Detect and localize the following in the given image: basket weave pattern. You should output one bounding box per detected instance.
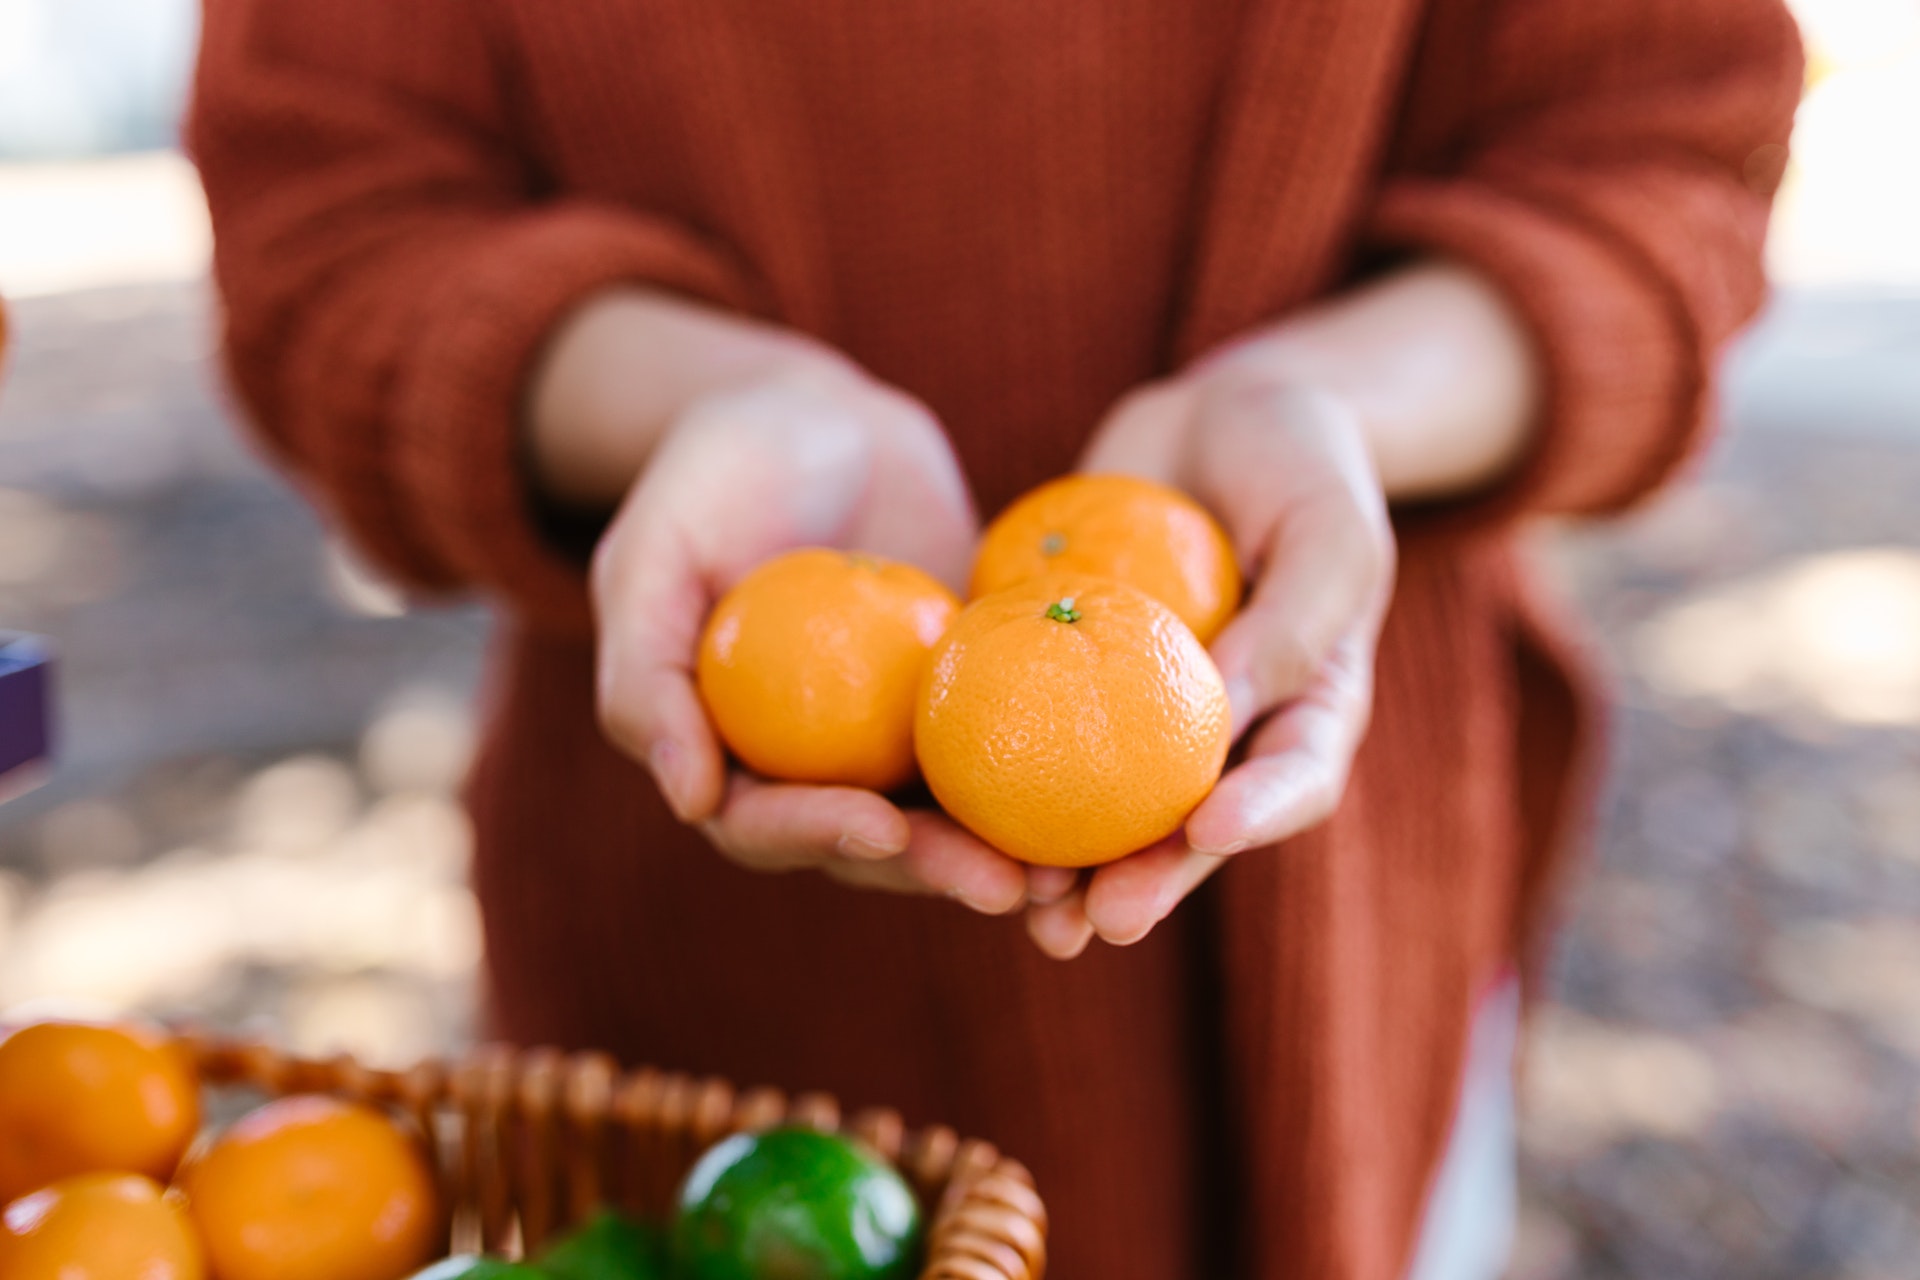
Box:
[177,1032,1047,1280]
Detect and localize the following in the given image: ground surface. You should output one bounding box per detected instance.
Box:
[1,281,1917,1279]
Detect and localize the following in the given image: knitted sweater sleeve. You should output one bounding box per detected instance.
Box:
[1366,0,1804,522]
[187,0,761,631]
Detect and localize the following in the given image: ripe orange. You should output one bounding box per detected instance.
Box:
[176,1094,439,1280]
[0,1171,204,1280]
[0,1020,201,1204]
[697,548,961,791]
[914,575,1231,867]
[970,473,1242,644]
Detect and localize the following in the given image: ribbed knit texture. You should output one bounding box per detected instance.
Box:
[189,1,1802,1275]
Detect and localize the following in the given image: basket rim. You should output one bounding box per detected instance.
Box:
[169,1027,1048,1280]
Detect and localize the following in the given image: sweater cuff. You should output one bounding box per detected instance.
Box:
[392,202,763,633]
[1364,177,1701,530]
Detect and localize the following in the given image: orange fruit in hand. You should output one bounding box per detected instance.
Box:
[698,548,961,791]
[0,1021,200,1204]
[0,1172,204,1280]
[176,1095,439,1280]
[915,575,1231,867]
[970,473,1242,644]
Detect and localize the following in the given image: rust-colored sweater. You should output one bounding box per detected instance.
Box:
[189,2,1801,1275]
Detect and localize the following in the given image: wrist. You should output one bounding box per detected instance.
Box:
[1182,262,1540,502]
[1179,354,1381,481]
[525,288,851,509]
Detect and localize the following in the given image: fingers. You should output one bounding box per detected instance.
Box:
[1185,634,1373,854]
[1081,839,1230,946]
[590,404,876,821]
[1025,887,1097,960]
[592,515,729,822]
[592,380,985,825]
[889,812,1029,914]
[698,780,1027,914]
[1069,634,1373,947]
[1025,865,1079,906]
[1191,387,1392,734]
[703,775,911,869]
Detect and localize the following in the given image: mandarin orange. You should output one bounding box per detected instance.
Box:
[697,548,961,791]
[0,1020,201,1204]
[0,1172,204,1280]
[970,473,1242,643]
[176,1094,439,1280]
[914,574,1231,867]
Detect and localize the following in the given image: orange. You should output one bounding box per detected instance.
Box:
[697,548,961,791]
[0,1171,204,1280]
[970,473,1242,644]
[0,1020,201,1204]
[914,574,1231,867]
[176,1094,439,1280]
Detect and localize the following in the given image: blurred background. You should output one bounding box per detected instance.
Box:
[0,1,1917,1276]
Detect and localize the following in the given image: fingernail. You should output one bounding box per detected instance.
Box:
[839,831,905,859]
[1044,931,1092,961]
[1030,914,1092,960]
[1225,677,1258,734]
[1187,836,1250,857]
[649,741,691,820]
[947,885,1019,915]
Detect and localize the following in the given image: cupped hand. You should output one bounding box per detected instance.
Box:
[1025,363,1396,958]
[590,362,1030,914]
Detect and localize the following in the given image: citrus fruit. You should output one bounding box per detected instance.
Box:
[404,1258,542,1279]
[0,1020,201,1203]
[671,1127,921,1280]
[915,574,1232,866]
[970,473,1242,643]
[696,548,961,791]
[176,1094,439,1280]
[0,1171,204,1280]
[538,1209,666,1280]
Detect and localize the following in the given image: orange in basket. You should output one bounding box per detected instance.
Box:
[176,1094,439,1280]
[0,1171,204,1280]
[175,1034,1048,1280]
[0,1020,200,1203]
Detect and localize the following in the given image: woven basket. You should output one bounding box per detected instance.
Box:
[175,1031,1047,1280]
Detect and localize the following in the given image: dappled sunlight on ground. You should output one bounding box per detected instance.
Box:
[1511,434,1920,1275]
[1633,549,1920,726]
[0,696,484,1070]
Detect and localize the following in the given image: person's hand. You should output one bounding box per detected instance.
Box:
[1024,363,1396,958]
[589,361,1030,914]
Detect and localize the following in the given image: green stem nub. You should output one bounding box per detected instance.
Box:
[1041,532,1067,557]
[1045,597,1082,623]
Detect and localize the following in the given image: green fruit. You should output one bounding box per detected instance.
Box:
[671,1128,922,1280]
[537,1209,666,1280]
[405,1257,544,1280]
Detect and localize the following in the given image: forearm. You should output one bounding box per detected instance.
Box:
[1195,260,1542,502]
[526,288,856,509]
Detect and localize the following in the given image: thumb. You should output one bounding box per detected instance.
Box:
[590,496,728,822]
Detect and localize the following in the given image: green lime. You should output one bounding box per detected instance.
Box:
[536,1209,666,1280]
[670,1128,922,1280]
[404,1257,544,1280]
